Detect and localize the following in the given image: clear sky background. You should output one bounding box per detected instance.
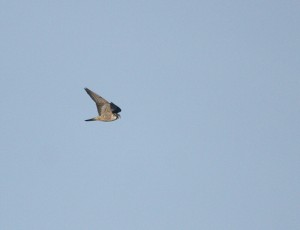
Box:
[0,1,299,229]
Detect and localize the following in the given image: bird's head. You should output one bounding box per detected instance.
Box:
[115,113,121,120]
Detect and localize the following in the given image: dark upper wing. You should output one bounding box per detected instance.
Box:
[85,88,109,115]
[110,102,121,113]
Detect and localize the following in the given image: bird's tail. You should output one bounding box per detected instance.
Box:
[85,117,97,121]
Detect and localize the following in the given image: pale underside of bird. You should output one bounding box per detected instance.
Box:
[84,88,121,122]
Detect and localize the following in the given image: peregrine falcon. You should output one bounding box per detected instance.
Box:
[84,88,121,122]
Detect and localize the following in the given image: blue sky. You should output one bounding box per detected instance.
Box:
[1,1,299,229]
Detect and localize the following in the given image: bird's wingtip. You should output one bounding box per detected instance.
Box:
[85,117,96,121]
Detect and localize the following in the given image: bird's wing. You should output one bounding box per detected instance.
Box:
[85,88,109,115]
[101,103,113,115]
[110,102,121,113]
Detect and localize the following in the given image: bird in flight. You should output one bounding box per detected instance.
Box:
[84,88,121,122]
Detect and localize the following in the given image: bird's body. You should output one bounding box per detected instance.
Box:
[84,88,121,122]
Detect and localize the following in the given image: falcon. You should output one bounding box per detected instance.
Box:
[84,88,121,122]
